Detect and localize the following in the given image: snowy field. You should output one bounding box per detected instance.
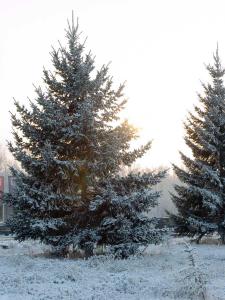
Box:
[0,236,224,300]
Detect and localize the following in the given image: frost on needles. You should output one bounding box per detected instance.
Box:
[5,15,166,257]
[170,47,225,243]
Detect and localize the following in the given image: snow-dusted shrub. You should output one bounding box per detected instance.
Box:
[176,242,207,300]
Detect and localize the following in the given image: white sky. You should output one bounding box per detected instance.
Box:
[0,0,225,168]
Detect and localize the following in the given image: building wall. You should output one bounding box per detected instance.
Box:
[149,173,178,218]
[0,171,14,223]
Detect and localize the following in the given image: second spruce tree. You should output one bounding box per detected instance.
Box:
[171,48,225,243]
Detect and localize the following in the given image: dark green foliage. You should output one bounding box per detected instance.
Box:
[6,15,166,256]
[170,48,225,243]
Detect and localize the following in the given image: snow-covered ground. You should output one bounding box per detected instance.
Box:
[0,236,224,299]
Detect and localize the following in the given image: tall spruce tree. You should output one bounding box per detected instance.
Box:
[6,15,166,256]
[171,47,225,243]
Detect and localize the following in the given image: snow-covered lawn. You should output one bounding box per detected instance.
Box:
[0,236,224,299]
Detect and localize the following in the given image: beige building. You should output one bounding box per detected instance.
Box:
[0,171,14,224]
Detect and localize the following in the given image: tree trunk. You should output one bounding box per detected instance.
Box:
[84,244,94,259]
[195,233,204,244]
[218,224,225,244]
